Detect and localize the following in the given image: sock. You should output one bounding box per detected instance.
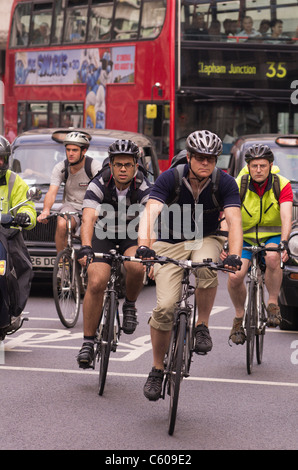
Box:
[83,336,95,344]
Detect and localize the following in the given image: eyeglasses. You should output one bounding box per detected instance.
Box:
[112,162,135,169]
[192,155,216,163]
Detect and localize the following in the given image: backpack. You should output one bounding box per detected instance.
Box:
[239,173,280,204]
[167,150,222,210]
[62,156,94,182]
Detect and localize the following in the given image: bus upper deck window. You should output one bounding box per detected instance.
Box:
[140,0,166,38]
[9,3,31,48]
[87,1,113,42]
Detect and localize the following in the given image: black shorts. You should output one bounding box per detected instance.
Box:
[91,234,137,265]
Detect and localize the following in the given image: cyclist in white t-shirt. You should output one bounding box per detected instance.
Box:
[37,132,101,252]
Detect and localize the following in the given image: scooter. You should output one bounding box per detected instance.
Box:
[0,186,42,341]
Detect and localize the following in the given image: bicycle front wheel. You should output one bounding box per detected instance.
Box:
[168,313,186,436]
[245,281,257,375]
[256,282,266,365]
[98,291,117,396]
[53,249,80,328]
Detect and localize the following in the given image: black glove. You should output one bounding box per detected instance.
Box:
[77,245,94,261]
[278,240,289,254]
[135,245,156,259]
[14,212,31,227]
[222,254,242,270]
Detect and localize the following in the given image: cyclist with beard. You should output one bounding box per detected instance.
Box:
[227,144,293,345]
[76,139,152,369]
[37,132,101,252]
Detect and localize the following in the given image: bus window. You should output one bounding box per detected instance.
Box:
[52,0,65,44]
[30,2,53,45]
[140,0,166,38]
[181,0,298,45]
[87,0,113,42]
[9,2,31,47]
[61,103,84,128]
[63,0,88,43]
[113,0,140,40]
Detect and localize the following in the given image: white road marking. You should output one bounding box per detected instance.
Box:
[0,365,297,389]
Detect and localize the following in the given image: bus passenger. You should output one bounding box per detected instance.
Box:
[265,19,291,44]
[236,16,261,42]
[137,130,243,401]
[224,145,293,345]
[76,140,152,369]
[37,132,102,253]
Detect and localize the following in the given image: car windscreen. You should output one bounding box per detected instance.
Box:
[240,144,298,183]
[11,143,108,185]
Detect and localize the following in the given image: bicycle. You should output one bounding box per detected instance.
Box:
[143,255,233,436]
[86,249,143,396]
[50,211,86,328]
[242,245,283,375]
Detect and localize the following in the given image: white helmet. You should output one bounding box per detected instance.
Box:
[63,132,90,149]
[186,130,222,157]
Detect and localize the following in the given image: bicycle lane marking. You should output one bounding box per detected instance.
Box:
[0,364,297,389]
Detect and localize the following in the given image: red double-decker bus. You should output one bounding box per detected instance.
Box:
[4,0,298,171]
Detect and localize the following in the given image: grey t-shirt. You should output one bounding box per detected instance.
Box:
[51,158,102,211]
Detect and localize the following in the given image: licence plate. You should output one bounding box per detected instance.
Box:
[31,256,56,268]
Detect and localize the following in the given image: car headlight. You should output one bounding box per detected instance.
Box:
[288,231,298,263]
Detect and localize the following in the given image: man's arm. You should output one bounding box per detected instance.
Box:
[80,207,98,247]
[280,201,292,242]
[37,185,59,223]
[138,198,164,248]
[223,206,243,257]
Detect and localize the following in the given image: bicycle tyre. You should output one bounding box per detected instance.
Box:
[168,312,186,436]
[245,281,257,375]
[53,249,80,328]
[256,282,266,364]
[98,291,117,396]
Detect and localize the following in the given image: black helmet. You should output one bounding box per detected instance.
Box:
[186,130,223,157]
[63,131,90,148]
[108,139,139,161]
[0,136,11,178]
[245,144,274,163]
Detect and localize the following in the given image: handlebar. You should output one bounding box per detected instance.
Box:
[90,251,235,274]
[243,245,284,269]
[45,211,81,220]
[0,213,30,228]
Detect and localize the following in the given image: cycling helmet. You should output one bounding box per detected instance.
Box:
[108,139,139,161]
[186,130,223,157]
[0,136,11,178]
[245,144,274,163]
[63,131,90,149]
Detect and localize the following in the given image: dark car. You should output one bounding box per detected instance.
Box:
[10,128,159,278]
[229,134,298,330]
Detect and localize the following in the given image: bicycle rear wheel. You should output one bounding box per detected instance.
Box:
[98,291,117,396]
[245,281,257,375]
[53,249,80,328]
[168,312,186,436]
[256,282,266,364]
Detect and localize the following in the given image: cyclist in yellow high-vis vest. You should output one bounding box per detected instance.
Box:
[225,144,293,344]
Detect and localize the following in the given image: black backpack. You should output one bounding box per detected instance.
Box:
[239,173,280,204]
[62,156,94,181]
[167,150,222,210]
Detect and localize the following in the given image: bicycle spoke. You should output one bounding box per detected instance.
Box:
[256,283,266,364]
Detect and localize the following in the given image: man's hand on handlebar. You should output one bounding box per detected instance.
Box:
[77,245,95,266]
[37,210,50,224]
[136,245,156,280]
[221,254,242,271]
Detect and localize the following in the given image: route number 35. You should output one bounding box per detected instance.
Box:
[266,61,287,78]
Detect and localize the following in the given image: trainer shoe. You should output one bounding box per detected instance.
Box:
[122,302,138,334]
[266,303,282,327]
[229,317,246,345]
[143,367,164,401]
[194,323,213,354]
[77,342,94,369]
